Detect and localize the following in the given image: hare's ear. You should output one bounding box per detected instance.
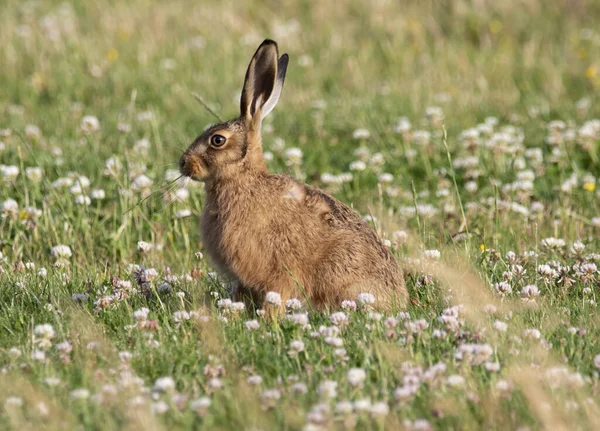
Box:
[261,53,288,118]
[240,40,288,121]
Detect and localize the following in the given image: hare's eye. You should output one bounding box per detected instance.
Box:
[210,134,227,148]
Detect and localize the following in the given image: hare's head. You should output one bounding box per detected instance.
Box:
[179,40,288,181]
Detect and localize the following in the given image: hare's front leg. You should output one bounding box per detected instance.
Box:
[233,282,263,312]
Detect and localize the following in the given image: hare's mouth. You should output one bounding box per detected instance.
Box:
[179,155,207,182]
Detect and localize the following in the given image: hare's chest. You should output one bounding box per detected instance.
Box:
[200,210,231,276]
[201,202,267,278]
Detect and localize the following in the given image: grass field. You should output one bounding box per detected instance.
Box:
[1,0,600,429]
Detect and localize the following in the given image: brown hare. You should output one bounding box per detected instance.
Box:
[179,39,407,310]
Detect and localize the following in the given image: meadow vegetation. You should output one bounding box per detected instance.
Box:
[1,0,600,429]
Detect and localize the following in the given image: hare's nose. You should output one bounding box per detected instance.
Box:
[179,155,188,174]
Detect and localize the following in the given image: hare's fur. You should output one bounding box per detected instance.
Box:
[180,40,407,309]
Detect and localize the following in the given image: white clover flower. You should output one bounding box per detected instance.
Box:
[247,375,263,385]
[352,128,370,140]
[370,401,390,417]
[347,368,367,387]
[570,241,586,255]
[523,328,542,340]
[132,307,149,321]
[119,351,133,362]
[217,298,232,309]
[349,160,366,171]
[151,401,169,414]
[56,341,73,354]
[330,312,348,326]
[37,268,47,278]
[289,340,305,352]
[144,267,159,279]
[432,329,447,339]
[287,313,309,327]
[494,281,512,296]
[261,388,281,405]
[335,400,354,415]
[81,116,100,134]
[392,230,408,246]
[173,311,190,323]
[354,398,371,412]
[265,291,282,307]
[341,300,357,311]
[318,380,338,398]
[91,189,105,200]
[356,292,376,306]
[4,397,23,408]
[190,397,211,415]
[208,378,223,390]
[25,167,43,182]
[422,249,441,260]
[136,111,154,122]
[43,377,60,387]
[353,146,370,161]
[104,156,121,177]
[368,312,383,321]
[118,123,132,133]
[446,375,465,387]
[521,285,540,299]
[8,347,22,358]
[75,195,91,206]
[137,241,152,253]
[284,148,303,166]
[70,183,84,195]
[25,124,41,140]
[32,349,46,361]
[34,324,55,340]
[175,209,192,219]
[229,302,245,313]
[133,138,151,156]
[1,198,18,217]
[51,177,74,189]
[291,382,308,394]
[485,361,501,372]
[541,237,566,249]
[245,320,260,331]
[594,354,600,370]
[369,152,385,169]
[165,169,181,182]
[153,376,176,392]
[1,165,19,182]
[324,336,344,347]
[174,188,189,202]
[378,173,394,184]
[464,181,478,193]
[71,389,90,400]
[395,117,411,133]
[493,320,508,332]
[50,245,72,260]
[412,130,431,146]
[131,175,153,193]
[285,298,303,311]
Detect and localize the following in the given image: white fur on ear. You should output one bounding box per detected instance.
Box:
[261,54,289,119]
[240,40,280,120]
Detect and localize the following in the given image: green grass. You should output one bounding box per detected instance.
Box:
[1,0,600,429]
